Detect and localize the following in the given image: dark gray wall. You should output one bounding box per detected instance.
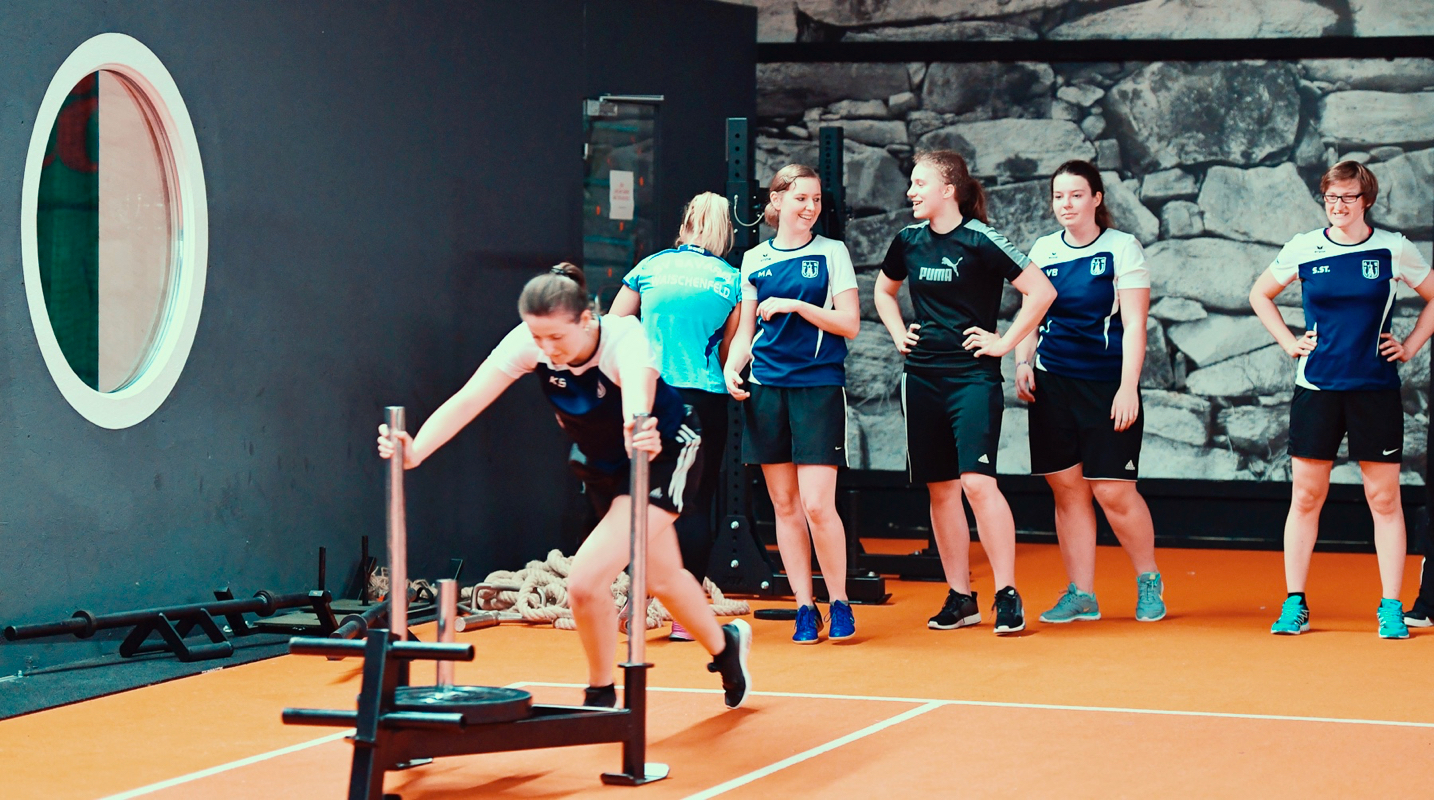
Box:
[0,0,754,672]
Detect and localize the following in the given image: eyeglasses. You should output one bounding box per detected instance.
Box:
[1318,193,1364,205]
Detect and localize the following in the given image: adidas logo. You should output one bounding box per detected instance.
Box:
[977,454,989,464]
[1125,460,1135,471]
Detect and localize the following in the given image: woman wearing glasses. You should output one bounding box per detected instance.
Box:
[1249,161,1434,639]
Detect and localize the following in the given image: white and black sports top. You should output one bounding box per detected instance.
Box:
[1269,228,1430,392]
[1028,228,1149,383]
[489,314,689,470]
[881,217,1031,377]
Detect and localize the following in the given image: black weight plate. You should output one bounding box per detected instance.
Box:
[754,608,798,621]
[394,685,533,724]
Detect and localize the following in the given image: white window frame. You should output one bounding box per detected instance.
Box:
[20,33,208,429]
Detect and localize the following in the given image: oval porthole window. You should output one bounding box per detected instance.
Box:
[21,33,207,429]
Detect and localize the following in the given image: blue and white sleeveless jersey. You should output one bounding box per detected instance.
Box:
[1029,228,1149,383]
[1270,228,1431,392]
[740,235,858,387]
[489,315,690,470]
[622,244,740,394]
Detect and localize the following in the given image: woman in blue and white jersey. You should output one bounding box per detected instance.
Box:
[1013,160,1164,626]
[723,163,861,644]
[1250,160,1434,639]
[378,263,752,710]
[611,192,742,641]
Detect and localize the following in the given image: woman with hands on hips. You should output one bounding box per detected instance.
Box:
[1013,159,1164,627]
[378,263,753,710]
[1250,160,1434,639]
[722,163,861,645]
[872,149,1056,636]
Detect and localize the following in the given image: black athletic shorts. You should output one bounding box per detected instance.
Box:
[1289,386,1404,463]
[901,371,1002,483]
[741,384,848,466]
[568,408,704,516]
[1027,369,1143,481]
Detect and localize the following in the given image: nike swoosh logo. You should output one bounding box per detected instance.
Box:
[1383,448,1400,455]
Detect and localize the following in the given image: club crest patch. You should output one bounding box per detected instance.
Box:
[1362,259,1380,280]
[801,260,820,279]
[1090,256,1108,276]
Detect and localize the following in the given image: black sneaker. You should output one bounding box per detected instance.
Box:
[583,683,617,708]
[706,619,752,709]
[1406,598,1433,628]
[993,587,1025,635]
[928,589,981,630]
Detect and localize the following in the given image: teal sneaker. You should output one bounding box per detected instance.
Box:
[1135,572,1166,622]
[1038,584,1100,623]
[1270,595,1309,634]
[1377,598,1410,640]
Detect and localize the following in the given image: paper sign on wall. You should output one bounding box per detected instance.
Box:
[609,170,635,221]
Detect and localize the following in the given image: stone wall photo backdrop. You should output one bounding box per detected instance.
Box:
[720,1,1434,43]
[752,57,1434,485]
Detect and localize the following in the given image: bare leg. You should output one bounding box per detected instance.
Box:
[1090,480,1158,577]
[928,479,971,593]
[762,463,814,607]
[1359,461,1406,599]
[797,464,847,602]
[1284,457,1332,593]
[1045,466,1097,593]
[568,497,728,687]
[962,472,1016,590]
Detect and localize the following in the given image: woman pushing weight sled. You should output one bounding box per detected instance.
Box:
[377,262,752,709]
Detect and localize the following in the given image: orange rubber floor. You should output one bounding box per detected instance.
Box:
[3,542,1432,799]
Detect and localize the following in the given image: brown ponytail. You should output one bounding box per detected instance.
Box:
[518,262,589,320]
[1051,159,1112,229]
[764,163,820,228]
[913,150,988,224]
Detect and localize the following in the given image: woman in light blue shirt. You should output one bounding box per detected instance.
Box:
[611,192,741,640]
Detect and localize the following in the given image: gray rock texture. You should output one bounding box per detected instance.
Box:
[1160,201,1205,239]
[1219,405,1290,458]
[1101,171,1160,245]
[845,321,904,404]
[1142,318,1175,390]
[917,119,1095,181]
[1143,390,1212,447]
[846,405,906,472]
[1150,297,1207,323]
[827,99,889,119]
[842,141,911,212]
[1141,169,1200,204]
[922,62,1055,118]
[1369,148,1434,238]
[855,269,915,323]
[1146,238,1291,312]
[1185,344,1295,397]
[887,92,918,116]
[1104,62,1301,172]
[1350,1,1434,38]
[1141,436,1240,480]
[795,0,1063,26]
[839,120,910,148]
[1057,84,1105,107]
[986,179,1054,254]
[846,209,916,268]
[1318,92,1434,149]
[1197,164,1329,246]
[997,408,1030,476]
[758,63,910,117]
[1167,314,1279,368]
[845,21,1038,42]
[1048,0,1337,40]
[1302,59,1434,93]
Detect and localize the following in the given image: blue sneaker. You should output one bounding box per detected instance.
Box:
[793,604,823,644]
[1135,572,1167,622]
[1039,584,1100,623]
[829,600,855,640]
[1270,595,1309,635]
[1378,598,1410,640]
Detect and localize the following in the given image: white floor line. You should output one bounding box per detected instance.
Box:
[682,702,943,800]
[99,730,353,799]
[516,681,1434,729]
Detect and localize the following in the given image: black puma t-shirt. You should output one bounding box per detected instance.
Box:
[881,217,1031,376]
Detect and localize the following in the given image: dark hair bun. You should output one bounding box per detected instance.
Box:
[548,261,587,292]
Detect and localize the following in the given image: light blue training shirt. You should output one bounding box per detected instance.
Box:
[622,243,741,394]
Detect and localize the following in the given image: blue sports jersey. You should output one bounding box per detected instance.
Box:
[622,244,740,394]
[489,315,690,471]
[1029,228,1149,383]
[1270,228,1431,392]
[740,235,858,387]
